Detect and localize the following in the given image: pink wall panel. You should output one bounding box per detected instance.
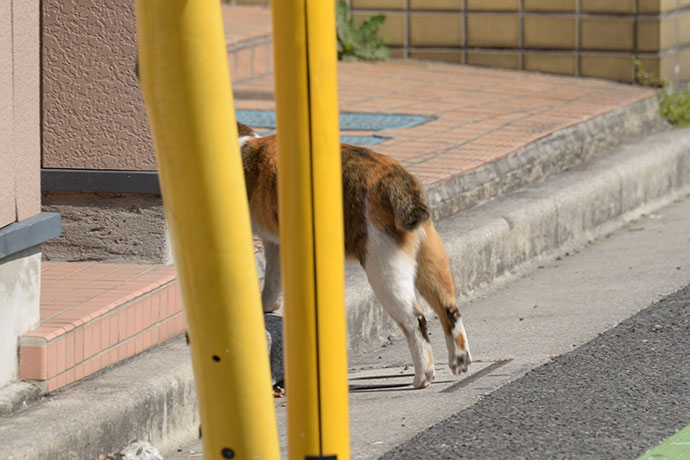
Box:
[1,0,41,228]
[13,0,41,221]
[0,0,16,228]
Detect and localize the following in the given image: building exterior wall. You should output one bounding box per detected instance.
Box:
[351,0,690,84]
[1,0,41,227]
[0,0,43,388]
[13,0,42,221]
[41,0,155,170]
[0,0,15,228]
[38,3,274,265]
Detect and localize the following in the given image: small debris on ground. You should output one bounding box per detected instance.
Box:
[106,441,162,460]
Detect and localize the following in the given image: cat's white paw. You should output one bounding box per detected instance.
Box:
[449,349,471,375]
[413,365,436,389]
[262,299,282,313]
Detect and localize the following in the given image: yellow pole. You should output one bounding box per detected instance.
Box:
[272,0,351,459]
[134,2,280,460]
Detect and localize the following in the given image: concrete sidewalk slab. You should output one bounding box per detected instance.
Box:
[3,127,690,460]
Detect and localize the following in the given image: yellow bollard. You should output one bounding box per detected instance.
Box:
[134,2,280,459]
[272,0,351,459]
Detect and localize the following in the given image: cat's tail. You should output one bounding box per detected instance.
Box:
[380,167,431,231]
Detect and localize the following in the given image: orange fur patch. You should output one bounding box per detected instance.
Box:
[366,194,394,230]
[245,137,279,237]
[399,229,421,259]
[455,333,466,350]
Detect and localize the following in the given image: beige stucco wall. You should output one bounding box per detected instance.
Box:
[0,0,14,228]
[41,0,155,170]
[0,0,42,389]
[0,0,41,229]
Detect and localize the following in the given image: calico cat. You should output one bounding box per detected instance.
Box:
[238,122,471,389]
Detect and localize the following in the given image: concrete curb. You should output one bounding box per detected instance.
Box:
[2,127,689,459]
[0,381,41,416]
[0,339,197,460]
[427,96,667,220]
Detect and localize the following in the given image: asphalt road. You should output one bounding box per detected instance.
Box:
[380,284,690,460]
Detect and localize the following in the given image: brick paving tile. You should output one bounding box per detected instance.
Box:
[231,58,654,184]
[21,262,187,391]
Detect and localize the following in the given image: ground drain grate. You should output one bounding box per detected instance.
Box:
[237,110,432,131]
[236,109,433,147]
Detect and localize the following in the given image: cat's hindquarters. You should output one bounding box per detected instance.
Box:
[363,215,435,389]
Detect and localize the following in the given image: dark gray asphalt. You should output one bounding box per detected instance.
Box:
[380,284,690,460]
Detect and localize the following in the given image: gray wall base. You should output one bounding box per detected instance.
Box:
[41,192,172,265]
[0,246,41,388]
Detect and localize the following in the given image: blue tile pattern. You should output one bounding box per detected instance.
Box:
[236,110,431,132]
[339,112,431,131]
[256,131,386,146]
[237,109,430,146]
[237,110,277,128]
[339,135,386,146]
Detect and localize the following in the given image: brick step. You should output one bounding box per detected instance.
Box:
[222,5,274,84]
[19,262,185,392]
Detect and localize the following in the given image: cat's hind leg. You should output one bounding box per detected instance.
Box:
[364,223,435,389]
[415,220,471,375]
[261,239,282,313]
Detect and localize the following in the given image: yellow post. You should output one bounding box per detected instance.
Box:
[272,0,351,459]
[134,2,280,460]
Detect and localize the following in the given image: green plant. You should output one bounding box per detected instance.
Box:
[336,1,389,61]
[633,58,668,88]
[659,87,690,126]
[634,58,690,127]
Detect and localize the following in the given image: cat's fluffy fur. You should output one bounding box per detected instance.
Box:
[238,122,471,388]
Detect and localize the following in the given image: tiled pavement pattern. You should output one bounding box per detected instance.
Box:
[233,60,655,185]
[19,263,184,392]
